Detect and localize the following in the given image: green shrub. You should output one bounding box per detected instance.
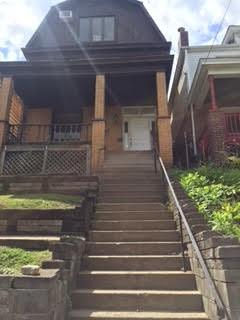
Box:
[173,166,240,239]
[211,203,240,238]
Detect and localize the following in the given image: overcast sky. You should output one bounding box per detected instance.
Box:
[0,0,238,62]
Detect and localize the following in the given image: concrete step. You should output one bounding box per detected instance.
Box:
[99,197,164,204]
[91,220,176,231]
[101,178,162,184]
[96,203,167,212]
[70,310,209,320]
[77,271,196,290]
[101,167,156,172]
[82,255,188,271]
[100,185,164,192]
[86,242,181,255]
[89,230,179,242]
[99,191,163,198]
[100,173,159,179]
[95,211,173,221]
[71,289,203,312]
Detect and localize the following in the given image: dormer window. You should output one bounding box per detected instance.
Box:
[79,17,115,42]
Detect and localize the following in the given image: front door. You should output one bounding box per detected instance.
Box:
[128,118,152,151]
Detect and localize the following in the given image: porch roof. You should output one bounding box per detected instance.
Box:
[188,57,240,108]
[0,49,173,86]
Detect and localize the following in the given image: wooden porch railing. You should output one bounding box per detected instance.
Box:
[8,123,92,145]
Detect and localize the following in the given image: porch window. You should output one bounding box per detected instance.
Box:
[79,17,115,42]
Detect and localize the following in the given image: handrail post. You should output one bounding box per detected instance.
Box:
[154,149,157,174]
[178,214,187,272]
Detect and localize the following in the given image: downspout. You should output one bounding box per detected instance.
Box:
[190,104,197,156]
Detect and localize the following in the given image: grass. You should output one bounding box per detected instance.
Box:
[172,166,240,239]
[0,247,51,275]
[0,193,82,210]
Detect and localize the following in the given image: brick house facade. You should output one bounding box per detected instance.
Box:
[169,26,240,165]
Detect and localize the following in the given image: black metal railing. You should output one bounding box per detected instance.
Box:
[8,123,92,145]
[153,147,230,320]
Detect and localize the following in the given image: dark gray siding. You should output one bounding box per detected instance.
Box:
[27,0,165,49]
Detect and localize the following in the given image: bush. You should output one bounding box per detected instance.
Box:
[173,166,240,239]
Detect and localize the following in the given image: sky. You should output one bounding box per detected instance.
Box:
[0,0,239,62]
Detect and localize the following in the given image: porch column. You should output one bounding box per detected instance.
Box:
[207,75,225,160]
[0,77,13,149]
[156,72,173,167]
[92,74,106,173]
[208,75,218,111]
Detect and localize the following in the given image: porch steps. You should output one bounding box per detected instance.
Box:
[70,311,209,320]
[91,220,176,230]
[69,152,208,320]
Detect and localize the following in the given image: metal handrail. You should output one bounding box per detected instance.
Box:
[154,150,230,320]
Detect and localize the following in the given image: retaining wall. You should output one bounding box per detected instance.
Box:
[0,236,85,320]
[169,179,240,320]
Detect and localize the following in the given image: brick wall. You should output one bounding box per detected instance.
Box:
[156,72,173,167]
[92,75,105,172]
[105,106,123,152]
[9,92,24,125]
[0,78,13,148]
[208,110,225,160]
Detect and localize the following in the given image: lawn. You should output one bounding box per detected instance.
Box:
[172,166,240,239]
[0,247,51,275]
[0,194,82,210]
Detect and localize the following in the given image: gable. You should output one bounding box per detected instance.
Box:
[25,0,167,51]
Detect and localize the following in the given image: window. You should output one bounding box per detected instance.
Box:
[92,17,102,41]
[104,17,115,41]
[79,17,115,42]
[80,18,90,42]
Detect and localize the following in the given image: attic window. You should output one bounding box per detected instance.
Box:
[59,10,73,20]
[79,17,115,42]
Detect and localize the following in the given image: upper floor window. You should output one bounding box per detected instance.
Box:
[79,17,115,42]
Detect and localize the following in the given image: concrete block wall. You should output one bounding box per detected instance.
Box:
[169,179,240,320]
[0,236,86,320]
[0,175,99,195]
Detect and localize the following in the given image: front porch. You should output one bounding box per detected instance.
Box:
[0,71,173,176]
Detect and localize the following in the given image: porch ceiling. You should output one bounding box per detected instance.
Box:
[207,78,240,107]
[14,74,157,109]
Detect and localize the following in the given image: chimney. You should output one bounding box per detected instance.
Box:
[178,27,189,49]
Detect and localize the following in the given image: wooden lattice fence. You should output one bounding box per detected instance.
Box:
[0,145,91,176]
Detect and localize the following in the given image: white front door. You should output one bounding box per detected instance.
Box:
[128,118,152,151]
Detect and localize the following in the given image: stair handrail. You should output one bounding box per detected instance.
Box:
[155,151,230,320]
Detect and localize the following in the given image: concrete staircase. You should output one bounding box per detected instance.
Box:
[69,152,208,320]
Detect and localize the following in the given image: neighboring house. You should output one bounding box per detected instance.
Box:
[169,26,240,165]
[0,0,173,176]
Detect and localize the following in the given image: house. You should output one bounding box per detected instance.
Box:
[0,0,173,176]
[169,26,240,165]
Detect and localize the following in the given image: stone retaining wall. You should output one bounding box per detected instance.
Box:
[0,175,99,195]
[0,191,97,236]
[169,179,240,320]
[0,236,85,320]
